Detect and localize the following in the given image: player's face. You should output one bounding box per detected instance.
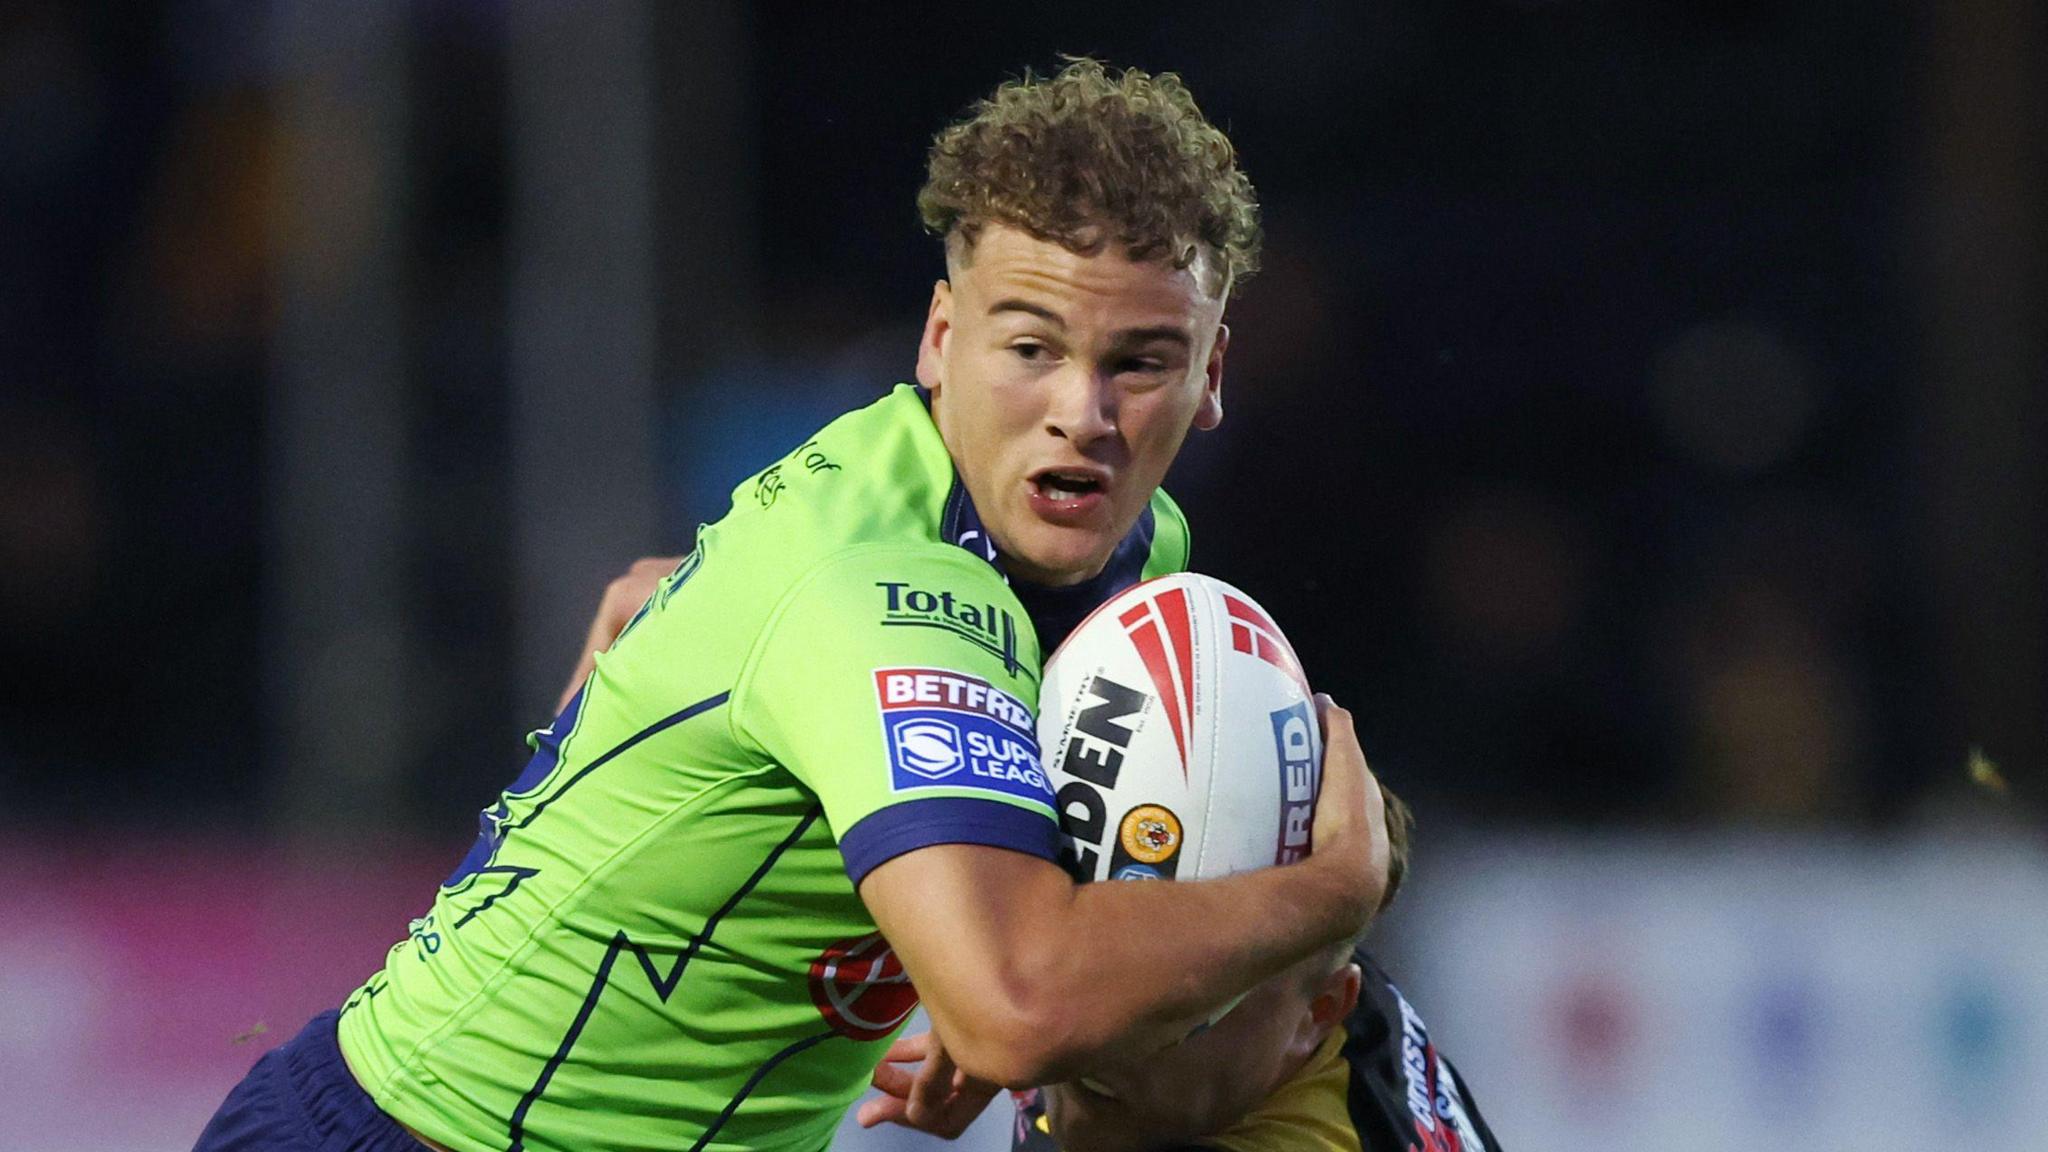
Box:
[1041,960,1361,1152]
[917,224,1227,587]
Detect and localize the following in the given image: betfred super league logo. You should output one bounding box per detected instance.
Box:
[874,668,1050,806]
[809,933,919,1041]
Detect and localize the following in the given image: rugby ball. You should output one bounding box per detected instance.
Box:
[1037,573,1321,886]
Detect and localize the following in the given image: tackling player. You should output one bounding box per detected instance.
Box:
[1002,943,1499,1152]
[874,791,1498,1152]
[195,60,1392,1152]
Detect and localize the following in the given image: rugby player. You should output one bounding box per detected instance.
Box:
[1002,944,1499,1152]
[195,60,1392,1152]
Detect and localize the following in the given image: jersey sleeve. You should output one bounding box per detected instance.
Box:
[733,543,1058,887]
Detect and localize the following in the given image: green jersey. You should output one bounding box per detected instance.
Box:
[336,384,1191,1152]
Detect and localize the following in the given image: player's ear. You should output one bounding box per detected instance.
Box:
[1193,323,1226,431]
[915,280,953,393]
[1309,961,1362,1033]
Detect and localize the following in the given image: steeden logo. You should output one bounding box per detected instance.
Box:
[1270,701,1317,865]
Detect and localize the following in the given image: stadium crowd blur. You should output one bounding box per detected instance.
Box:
[2,4,2044,1148]
[8,1,2037,838]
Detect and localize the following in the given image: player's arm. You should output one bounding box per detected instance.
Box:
[739,545,1387,1089]
[572,554,1383,1093]
[858,695,1384,1088]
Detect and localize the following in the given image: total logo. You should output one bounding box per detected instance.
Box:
[810,932,920,1041]
[877,580,1022,676]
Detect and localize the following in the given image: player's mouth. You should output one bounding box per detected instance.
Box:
[1025,466,1112,526]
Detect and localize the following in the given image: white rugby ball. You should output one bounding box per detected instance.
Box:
[1038,573,1322,886]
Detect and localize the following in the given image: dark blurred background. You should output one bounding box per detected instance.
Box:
[1,2,2042,1148]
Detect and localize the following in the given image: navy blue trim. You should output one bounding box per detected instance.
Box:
[688,1030,838,1152]
[443,691,733,927]
[839,796,1060,887]
[443,686,591,887]
[1009,505,1155,654]
[450,864,540,929]
[513,690,731,832]
[508,805,822,1152]
[533,685,588,781]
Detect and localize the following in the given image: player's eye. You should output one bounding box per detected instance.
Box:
[1012,341,1051,362]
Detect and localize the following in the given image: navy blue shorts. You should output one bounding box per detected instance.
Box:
[192,1010,428,1152]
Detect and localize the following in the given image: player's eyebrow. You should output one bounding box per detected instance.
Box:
[989,300,1191,350]
[988,298,1065,326]
[1109,326,1192,351]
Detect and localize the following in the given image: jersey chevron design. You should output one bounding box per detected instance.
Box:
[335,385,1193,1152]
[508,807,823,1152]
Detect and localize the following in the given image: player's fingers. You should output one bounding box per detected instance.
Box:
[558,557,683,713]
[1309,693,1388,916]
[1315,692,1362,752]
[869,1059,916,1099]
[609,557,681,618]
[1312,694,1366,829]
[854,1095,909,1129]
[937,1078,1001,1137]
[556,655,597,714]
[880,1030,934,1064]
[625,555,679,581]
[904,1064,950,1120]
[903,1037,956,1128]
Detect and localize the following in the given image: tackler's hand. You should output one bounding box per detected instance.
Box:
[856,1028,1001,1139]
[558,556,685,713]
[1307,694,1391,936]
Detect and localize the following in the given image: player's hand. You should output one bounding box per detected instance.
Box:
[557,556,684,712]
[1309,693,1391,934]
[855,1028,1001,1139]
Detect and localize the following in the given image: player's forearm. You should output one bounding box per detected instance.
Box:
[874,701,1387,1087]
[914,849,1369,1088]
[1031,850,1368,1075]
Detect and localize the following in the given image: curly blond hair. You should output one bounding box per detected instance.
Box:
[918,58,1261,297]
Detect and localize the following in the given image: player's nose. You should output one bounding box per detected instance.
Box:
[1043,366,1118,446]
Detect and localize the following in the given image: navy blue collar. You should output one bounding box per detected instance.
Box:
[923,389,1155,657]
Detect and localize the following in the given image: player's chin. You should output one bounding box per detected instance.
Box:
[1007,524,1119,587]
